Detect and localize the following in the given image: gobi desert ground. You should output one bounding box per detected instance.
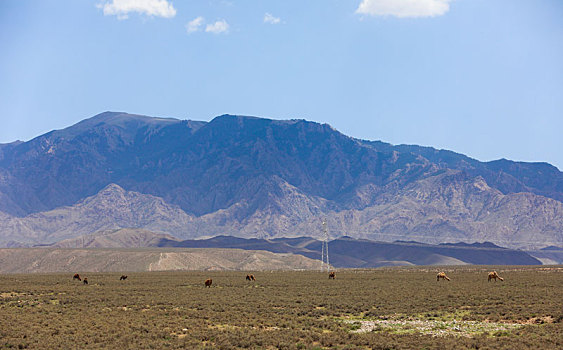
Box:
[1,266,562,349]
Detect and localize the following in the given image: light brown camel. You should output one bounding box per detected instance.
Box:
[436,272,450,281]
[328,272,336,279]
[204,279,212,288]
[488,271,504,282]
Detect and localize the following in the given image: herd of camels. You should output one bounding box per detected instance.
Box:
[437,271,504,282]
[71,271,505,286]
[73,273,127,284]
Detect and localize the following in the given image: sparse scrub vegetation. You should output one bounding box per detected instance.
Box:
[0,266,561,349]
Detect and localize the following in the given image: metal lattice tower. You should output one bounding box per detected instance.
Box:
[320,220,330,272]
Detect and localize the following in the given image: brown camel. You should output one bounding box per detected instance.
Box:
[204,279,212,288]
[120,275,128,281]
[328,272,336,279]
[73,273,81,281]
[83,278,88,285]
[436,272,450,281]
[246,274,256,281]
[488,271,504,282]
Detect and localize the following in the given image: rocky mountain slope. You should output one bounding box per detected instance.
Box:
[47,228,178,248]
[1,112,562,249]
[0,184,194,247]
[2,180,561,249]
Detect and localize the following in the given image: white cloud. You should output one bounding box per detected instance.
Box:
[99,0,176,20]
[205,20,229,34]
[264,13,281,24]
[356,0,451,18]
[186,16,204,34]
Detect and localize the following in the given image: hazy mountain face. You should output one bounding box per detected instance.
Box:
[0,112,562,249]
[0,184,195,246]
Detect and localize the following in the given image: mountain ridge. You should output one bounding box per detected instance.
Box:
[1,112,562,249]
[19,228,543,268]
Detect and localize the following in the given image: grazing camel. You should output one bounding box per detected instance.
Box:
[83,278,88,285]
[488,271,504,282]
[120,275,128,281]
[328,272,336,279]
[204,279,212,288]
[73,273,81,281]
[436,272,450,281]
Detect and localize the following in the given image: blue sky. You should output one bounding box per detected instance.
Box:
[1,0,562,169]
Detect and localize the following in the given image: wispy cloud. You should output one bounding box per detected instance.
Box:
[356,0,451,18]
[185,18,230,35]
[263,13,281,24]
[186,16,204,34]
[98,0,176,20]
[205,20,229,34]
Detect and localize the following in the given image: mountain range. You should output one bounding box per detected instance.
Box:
[36,228,542,267]
[1,111,562,249]
[156,234,542,267]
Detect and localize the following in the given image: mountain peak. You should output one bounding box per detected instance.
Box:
[99,183,126,194]
[49,112,184,140]
[85,111,180,124]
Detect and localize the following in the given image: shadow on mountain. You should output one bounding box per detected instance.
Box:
[158,235,541,267]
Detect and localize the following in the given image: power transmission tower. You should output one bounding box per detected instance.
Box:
[320,220,330,272]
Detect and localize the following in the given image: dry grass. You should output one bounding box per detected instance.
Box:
[0,266,562,349]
